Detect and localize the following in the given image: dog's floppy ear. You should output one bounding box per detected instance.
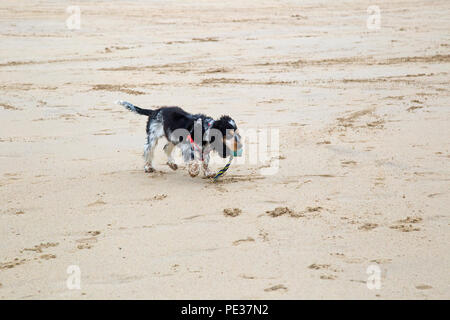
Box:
[203,118,214,142]
[212,115,232,135]
[209,115,234,158]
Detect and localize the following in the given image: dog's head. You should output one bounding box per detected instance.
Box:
[209,115,242,158]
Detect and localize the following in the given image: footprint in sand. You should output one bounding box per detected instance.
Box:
[374,177,385,186]
[4,173,19,177]
[1,242,59,269]
[358,223,378,231]
[77,243,92,250]
[330,252,366,264]
[390,216,422,232]
[264,284,288,292]
[59,114,77,121]
[416,284,432,290]
[341,160,357,167]
[22,242,59,253]
[87,199,106,207]
[398,217,423,224]
[93,129,116,136]
[4,208,25,215]
[427,193,441,198]
[407,106,423,112]
[266,207,296,217]
[0,258,28,270]
[320,274,337,280]
[390,224,420,232]
[258,230,269,242]
[370,258,392,264]
[232,237,255,246]
[76,231,101,249]
[0,103,21,110]
[309,263,342,276]
[308,263,330,270]
[223,208,241,217]
[76,237,97,250]
[183,214,203,220]
[266,206,322,218]
[40,254,56,260]
[4,173,21,182]
[152,194,167,201]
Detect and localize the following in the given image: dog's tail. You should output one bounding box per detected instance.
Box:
[116,100,154,116]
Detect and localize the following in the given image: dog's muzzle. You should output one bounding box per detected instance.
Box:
[226,135,243,157]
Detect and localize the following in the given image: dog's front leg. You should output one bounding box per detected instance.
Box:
[202,149,215,178]
[188,160,200,177]
[181,143,200,177]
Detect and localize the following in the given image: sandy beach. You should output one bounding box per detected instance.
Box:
[0,0,449,299]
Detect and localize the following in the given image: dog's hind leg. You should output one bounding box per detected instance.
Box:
[144,139,157,173]
[164,142,178,170]
[144,119,164,173]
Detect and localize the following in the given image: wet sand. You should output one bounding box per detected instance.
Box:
[0,0,449,299]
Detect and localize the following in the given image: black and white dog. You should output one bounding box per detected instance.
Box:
[117,100,242,177]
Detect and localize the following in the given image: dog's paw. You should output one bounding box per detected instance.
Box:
[188,162,200,177]
[202,163,215,178]
[203,169,216,178]
[167,162,178,171]
[144,165,155,173]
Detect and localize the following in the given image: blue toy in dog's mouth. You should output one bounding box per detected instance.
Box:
[233,148,243,157]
